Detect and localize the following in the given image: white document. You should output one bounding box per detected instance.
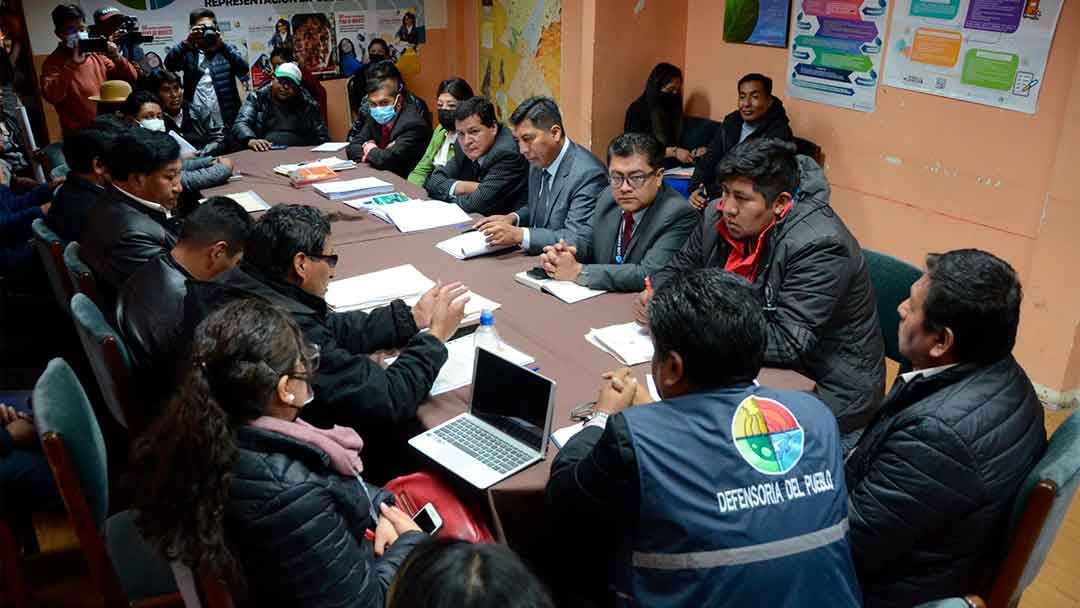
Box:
[666,166,693,178]
[169,131,198,157]
[382,200,472,233]
[514,271,606,304]
[326,264,501,324]
[314,177,395,200]
[585,322,654,366]
[429,338,533,396]
[310,142,349,152]
[199,190,269,213]
[435,231,511,260]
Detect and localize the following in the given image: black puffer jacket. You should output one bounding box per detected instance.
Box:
[655,156,885,432]
[688,98,794,194]
[228,425,425,607]
[845,357,1047,608]
[231,85,329,147]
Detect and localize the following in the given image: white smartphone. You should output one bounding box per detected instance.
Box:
[412,502,443,535]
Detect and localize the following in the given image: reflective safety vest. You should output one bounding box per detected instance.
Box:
[618,384,862,606]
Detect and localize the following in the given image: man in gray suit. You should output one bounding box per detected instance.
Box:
[474,96,607,255]
[424,96,529,215]
[539,132,697,292]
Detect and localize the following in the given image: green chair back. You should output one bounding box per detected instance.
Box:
[31,218,74,314]
[862,249,921,365]
[70,293,136,430]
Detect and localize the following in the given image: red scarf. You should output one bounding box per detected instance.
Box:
[715,200,793,281]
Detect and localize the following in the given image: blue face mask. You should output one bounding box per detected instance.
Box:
[370,96,399,125]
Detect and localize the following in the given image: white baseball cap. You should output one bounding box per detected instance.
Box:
[273,62,302,86]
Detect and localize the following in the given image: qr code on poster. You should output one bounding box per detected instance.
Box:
[935,77,947,90]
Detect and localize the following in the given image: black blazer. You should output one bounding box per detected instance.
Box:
[81,185,180,309]
[346,100,433,179]
[46,174,103,243]
[424,124,529,215]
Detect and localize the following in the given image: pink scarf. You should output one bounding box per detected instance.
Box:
[251,416,365,477]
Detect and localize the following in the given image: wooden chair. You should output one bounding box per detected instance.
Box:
[0,517,31,608]
[69,293,138,431]
[63,242,105,315]
[32,358,181,607]
[31,219,75,316]
[916,410,1080,608]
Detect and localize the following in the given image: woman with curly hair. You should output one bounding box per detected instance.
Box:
[130,298,425,606]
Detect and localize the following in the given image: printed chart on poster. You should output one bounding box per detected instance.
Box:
[74,0,427,83]
[882,0,1063,114]
[785,0,889,112]
[478,0,561,122]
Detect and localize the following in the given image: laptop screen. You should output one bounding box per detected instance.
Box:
[470,347,554,453]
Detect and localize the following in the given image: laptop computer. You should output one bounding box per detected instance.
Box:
[409,347,557,489]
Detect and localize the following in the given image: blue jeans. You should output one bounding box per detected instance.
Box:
[0,392,60,518]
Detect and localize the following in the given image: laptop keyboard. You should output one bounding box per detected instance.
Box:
[434,417,535,474]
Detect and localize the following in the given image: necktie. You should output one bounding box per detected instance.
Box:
[537,171,551,220]
[619,211,635,262]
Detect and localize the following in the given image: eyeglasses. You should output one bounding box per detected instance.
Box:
[306,252,338,268]
[289,343,321,383]
[608,170,659,189]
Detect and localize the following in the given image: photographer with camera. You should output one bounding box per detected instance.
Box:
[164,9,249,133]
[91,7,149,73]
[40,4,137,137]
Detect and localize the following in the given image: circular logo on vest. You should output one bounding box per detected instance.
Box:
[731,395,804,475]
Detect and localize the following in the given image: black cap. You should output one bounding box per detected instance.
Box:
[51,4,84,30]
[93,7,123,24]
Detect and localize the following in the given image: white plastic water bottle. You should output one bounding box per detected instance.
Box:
[474,309,502,352]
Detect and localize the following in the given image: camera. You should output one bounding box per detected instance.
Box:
[78,35,108,55]
[194,24,221,46]
[115,15,154,46]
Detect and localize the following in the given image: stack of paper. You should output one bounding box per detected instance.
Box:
[514,270,606,304]
[428,337,534,396]
[435,231,512,260]
[666,166,694,178]
[380,199,472,232]
[274,156,357,176]
[314,177,395,200]
[585,322,654,366]
[325,263,501,324]
[310,142,349,152]
[200,191,270,213]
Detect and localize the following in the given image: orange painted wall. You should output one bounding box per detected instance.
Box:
[588,0,688,157]
[683,0,1080,394]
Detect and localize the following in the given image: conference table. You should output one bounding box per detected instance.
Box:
[203,148,814,551]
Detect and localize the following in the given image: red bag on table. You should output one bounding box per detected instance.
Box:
[384,471,495,543]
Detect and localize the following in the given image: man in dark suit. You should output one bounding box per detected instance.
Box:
[474,96,607,255]
[81,129,182,308]
[346,61,431,179]
[424,96,528,215]
[47,126,117,243]
[539,132,697,292]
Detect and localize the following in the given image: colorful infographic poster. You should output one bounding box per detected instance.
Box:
[785,0,889,112]
[883,0,1063,114]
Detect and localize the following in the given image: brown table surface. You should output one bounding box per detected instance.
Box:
[210,148,814,540]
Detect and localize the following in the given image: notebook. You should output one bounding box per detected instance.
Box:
[514,270,606,304]
[585,322,654,366]
[436,231,513,260]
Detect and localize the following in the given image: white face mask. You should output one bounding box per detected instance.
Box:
[140,118,166,132]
